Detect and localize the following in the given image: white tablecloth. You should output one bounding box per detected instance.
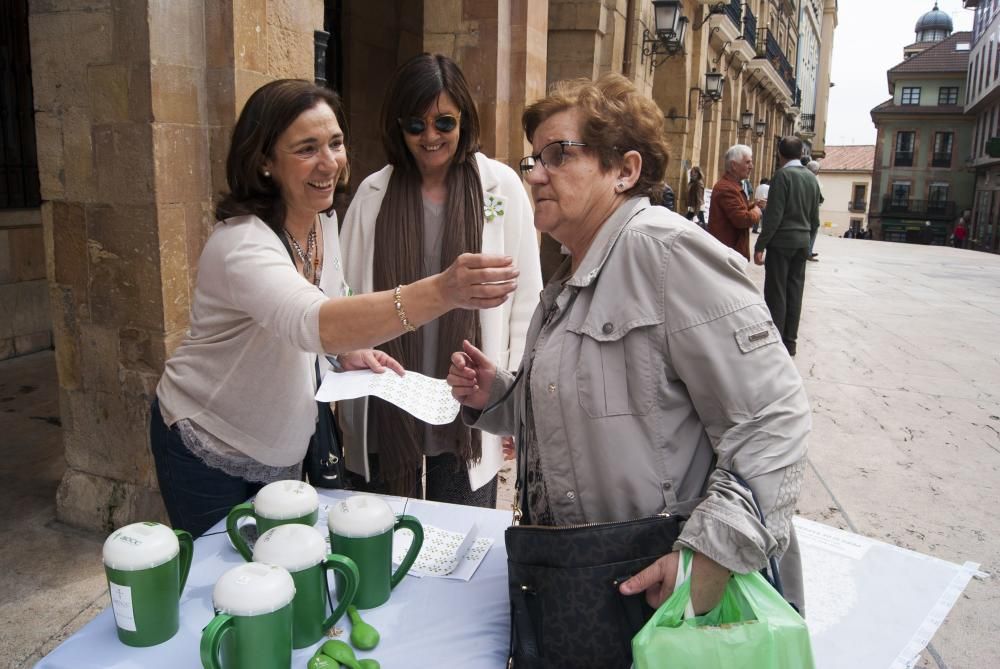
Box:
[35,492,980,669]
[35,490,512,668]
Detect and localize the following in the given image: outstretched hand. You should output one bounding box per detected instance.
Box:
[337,349,405,376]
[439,253,519,310]
[446,339,497,410]
[619,550,730,612]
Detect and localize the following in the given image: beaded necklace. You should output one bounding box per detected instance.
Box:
[284,217,322,286]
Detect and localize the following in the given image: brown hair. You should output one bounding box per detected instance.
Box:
[523,73,670,202]
[215,79,349,232]
[778,136,804,161]
[370,53,484,495]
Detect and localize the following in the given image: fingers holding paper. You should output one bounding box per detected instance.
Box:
[447,339,496,410]
[338,349,405,376]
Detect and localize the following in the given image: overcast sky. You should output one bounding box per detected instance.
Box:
[826,0,973,146]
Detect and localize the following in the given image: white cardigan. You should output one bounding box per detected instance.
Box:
[157,213,345,467]
[339,153,543,490]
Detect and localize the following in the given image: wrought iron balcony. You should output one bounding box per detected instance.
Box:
[724,0,742,29]
[894,151,914,167]
[743,4,757,49]
[800,114,815,133]
[848,200,867,212]
[931,152,952,168]
[881,197,956,219]
[755,28,795,94]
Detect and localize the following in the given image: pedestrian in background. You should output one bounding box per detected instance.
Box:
[953,216,968,248]
[753,178,770,234]
[686,166,707,229]
[707,145,762,261]
[754,137,822,358]
[805,160,824,261]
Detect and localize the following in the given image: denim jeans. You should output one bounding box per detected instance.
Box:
[149,398,264,538]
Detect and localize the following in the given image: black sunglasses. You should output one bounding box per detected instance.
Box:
[398,114,460,135]
[519,140,588,175]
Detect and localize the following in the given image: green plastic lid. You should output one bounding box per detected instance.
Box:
[253,524,326,572]
[102,522,179,571]
[213,563,296,616]
[253,480,318,520]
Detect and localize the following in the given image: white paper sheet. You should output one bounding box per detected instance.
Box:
[392,523,494,581]
[316,369,460,425]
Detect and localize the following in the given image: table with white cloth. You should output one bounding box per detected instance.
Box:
[35,490,980,669]
[35,490,511,669]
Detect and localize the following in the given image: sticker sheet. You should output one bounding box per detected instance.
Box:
[315,369,460,425]
[391,523,494,581]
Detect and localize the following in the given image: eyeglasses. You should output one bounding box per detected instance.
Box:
[519,140,588,175]
[398,114,460,135]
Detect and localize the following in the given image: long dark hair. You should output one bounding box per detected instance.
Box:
[215,79,349,232]
[370,54,484,495]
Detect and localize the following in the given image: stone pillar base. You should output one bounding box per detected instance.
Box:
[56,469,166,534]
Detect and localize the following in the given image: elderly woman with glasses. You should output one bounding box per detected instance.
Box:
[449,75,811,622]
[339,53,542,505]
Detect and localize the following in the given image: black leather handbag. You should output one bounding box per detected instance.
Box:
[303,357,347,489]
[505,512,685,669]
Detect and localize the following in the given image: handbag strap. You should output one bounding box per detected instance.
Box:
[716,468,785,596]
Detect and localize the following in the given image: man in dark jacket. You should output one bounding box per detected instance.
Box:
[753,137,821,357]
[708,145,762,260]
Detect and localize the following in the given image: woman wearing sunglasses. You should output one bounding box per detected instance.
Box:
[339,53,542,505]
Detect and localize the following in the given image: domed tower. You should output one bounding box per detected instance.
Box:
[915,2,953,44]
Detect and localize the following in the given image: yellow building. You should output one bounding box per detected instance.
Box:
[816,145,875,238]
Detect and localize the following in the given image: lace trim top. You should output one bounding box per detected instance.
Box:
[175,419,302,484]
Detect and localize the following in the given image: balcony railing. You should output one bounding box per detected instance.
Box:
[932,151,952,168]
[743,4,757,49]
[724,0,742,29]
[849,200,867,212]
[894,151,914,167]
[800,114,815,132]
[756,28,795,94]
[881,197,957,219]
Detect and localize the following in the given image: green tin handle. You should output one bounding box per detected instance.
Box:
[225,502,255,562]
[199,613,234,669]
[174,529,194,594]
[390,515,423,589]
[321,554,359,632]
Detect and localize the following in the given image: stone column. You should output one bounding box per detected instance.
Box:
[31,0,322,532]
[811,0,837,159]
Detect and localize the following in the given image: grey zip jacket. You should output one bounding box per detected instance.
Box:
[470,197,811,610]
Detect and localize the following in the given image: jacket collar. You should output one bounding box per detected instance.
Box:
[566,196,649,288]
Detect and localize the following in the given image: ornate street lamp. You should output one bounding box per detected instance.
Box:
[740,110,754,130]
[641,1,688,68]
[754,120,767,138]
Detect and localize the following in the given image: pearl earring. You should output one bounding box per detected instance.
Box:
[263,170,271,178]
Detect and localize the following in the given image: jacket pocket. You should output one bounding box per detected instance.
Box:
[571,322,656,418]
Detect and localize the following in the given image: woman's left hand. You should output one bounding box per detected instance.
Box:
[337,349,405,376]
[619,550,730,612]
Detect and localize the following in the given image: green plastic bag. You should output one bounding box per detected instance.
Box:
[632,549,815,669]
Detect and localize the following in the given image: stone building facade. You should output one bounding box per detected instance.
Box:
[16,0,835,531]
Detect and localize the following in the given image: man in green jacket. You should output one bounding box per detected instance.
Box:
[753,136,821,357]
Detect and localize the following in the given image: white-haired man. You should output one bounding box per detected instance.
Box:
[707,145,763,261]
